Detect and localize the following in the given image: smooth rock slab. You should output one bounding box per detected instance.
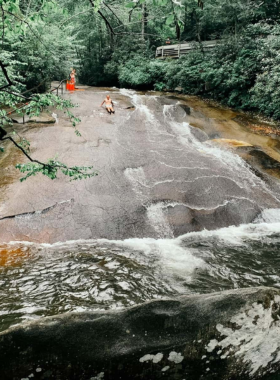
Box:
[11,113,55,124]
[2,90,280,243]
[1,287,280,379]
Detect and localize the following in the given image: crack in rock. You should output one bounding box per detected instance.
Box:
[0,199,74,221]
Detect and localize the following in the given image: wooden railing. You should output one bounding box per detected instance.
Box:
[50,79,68,96]
[156,40,219,59]
[7,79,68,122]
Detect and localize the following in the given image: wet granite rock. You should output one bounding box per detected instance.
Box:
[1,287,280,380]
[174,87,183,93]
[1,90,280,243]
[11,113,56,124]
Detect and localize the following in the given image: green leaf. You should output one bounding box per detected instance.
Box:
[125,2,136,8]
[166,15,174,25]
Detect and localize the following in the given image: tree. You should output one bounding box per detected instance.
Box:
[0,0,97,181]
[2,0,280,186]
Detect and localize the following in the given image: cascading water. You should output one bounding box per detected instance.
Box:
[1,88,280,334]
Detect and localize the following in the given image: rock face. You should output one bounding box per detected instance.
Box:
[1,89,280,243]
[11,113,56,124]
[1,287,280,380]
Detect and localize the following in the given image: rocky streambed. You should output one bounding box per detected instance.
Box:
[1,87,280,379]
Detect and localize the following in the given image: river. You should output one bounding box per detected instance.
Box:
[0,87,280,333]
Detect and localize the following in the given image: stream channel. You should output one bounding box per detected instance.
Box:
[0,87,280,335]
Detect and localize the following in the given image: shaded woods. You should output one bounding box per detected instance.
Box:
[2,1,280,115]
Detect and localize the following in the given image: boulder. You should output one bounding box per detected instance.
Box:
[1,287,280,379]
[174,87,183,93]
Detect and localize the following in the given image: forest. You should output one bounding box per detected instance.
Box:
[1,0,280,116]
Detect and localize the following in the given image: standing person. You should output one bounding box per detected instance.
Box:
[70,68,76,87]
[166,37,171,44]
[100,95,115,114]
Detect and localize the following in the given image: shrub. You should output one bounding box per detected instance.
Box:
[118,55,167,89]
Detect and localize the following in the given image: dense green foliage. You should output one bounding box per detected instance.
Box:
[160,24,280,118]
[102,1,280,119]
[1,0,280,181]
[0,0,97,180]
[56,0,280,118]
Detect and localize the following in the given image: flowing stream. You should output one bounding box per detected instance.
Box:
[1,88,280,332]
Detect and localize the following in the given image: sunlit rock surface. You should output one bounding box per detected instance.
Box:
[1,287,280,379]
[0,88,280,243]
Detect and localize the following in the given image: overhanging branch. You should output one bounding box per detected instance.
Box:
[0,59,13,91]
[104,4,123,25]
[0,126,7,140]
[1,133,93,177]
[88,0,115,36]
[97,10,115,35]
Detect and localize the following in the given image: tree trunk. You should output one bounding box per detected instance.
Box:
[194,10,201,43]
[141,3,146,41]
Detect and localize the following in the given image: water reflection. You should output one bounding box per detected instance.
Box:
[1,222,280,332]
[0,241,175,332]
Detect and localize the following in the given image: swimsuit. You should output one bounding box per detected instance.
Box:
[70,73,75,84]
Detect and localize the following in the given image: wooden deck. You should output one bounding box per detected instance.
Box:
[156,40,219,59]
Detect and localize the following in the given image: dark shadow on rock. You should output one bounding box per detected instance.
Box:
[238,146,280,185]
[1,287,280,380]
[179,104,191,115]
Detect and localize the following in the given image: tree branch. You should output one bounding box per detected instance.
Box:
[1,134,93,177]
[1,5,5,44]
[129,0,140,22]
[60,9,94,26]
[5,10,51,51]
[97,10,115,35]
[2,135,42,164]
[2,89,30,100]
[88,0,115,36]
[198,0,204,10]
[104,3,123,25]
[0,125,7,140]
[0,58,13,91]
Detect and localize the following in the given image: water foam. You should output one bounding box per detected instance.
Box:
[163,104,251,169]
[163,104,280,204]
[124,167,147,192]
[146,203,174,239]
[120,88,172,138]
[178,221,280,246]
[206,296,280,376]
[254,208,280,224]
[100,237,204,289]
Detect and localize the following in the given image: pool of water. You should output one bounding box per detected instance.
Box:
[1,216,280,332]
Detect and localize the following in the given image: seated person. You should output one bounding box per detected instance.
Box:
[100,95,115,114]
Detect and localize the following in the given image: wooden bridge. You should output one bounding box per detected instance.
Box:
[156,40,219,59]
